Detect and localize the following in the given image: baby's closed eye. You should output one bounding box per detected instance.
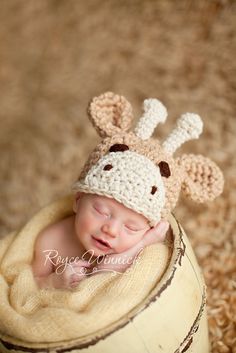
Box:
[93,205,110,217]
[124,224,143,232]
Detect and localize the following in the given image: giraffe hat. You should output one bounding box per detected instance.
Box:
[72,92,224,226]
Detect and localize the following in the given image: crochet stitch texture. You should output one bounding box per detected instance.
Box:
[72,92,224,226]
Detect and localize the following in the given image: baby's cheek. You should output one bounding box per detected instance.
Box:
[76,213,95,233]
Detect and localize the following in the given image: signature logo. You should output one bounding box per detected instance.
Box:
[43,249,143,276]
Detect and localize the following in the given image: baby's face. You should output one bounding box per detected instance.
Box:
[73,193,150,257]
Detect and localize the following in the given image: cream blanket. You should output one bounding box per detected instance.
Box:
[0,196,170,344]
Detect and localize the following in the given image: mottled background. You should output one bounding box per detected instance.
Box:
[0,0,235,351]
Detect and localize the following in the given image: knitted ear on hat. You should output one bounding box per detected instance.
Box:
[88,92,133,138]
[176,154,224,203]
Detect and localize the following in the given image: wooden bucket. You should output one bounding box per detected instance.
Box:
[0,215,209,353]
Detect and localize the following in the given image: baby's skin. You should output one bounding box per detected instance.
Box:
[32,193,169,289]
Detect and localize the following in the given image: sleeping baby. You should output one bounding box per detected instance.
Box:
[32,91,224,290]
[32,192,169,289]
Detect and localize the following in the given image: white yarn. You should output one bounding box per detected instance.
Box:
[72,151,166,226]
[134,99,167,140]
[162,113,203,155]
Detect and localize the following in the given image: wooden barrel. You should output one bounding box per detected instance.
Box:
[0,215,209,353]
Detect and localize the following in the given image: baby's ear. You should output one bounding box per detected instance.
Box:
[88,92,133,138]
[176,154,224,203]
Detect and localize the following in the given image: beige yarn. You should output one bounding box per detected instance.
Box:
[73,92,224,224]
[88,92,133,138]
[177,154,225,202]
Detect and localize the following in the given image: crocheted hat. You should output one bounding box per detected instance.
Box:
[72,92,224,226]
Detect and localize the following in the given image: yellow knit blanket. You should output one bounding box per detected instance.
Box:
[0,196,170,344]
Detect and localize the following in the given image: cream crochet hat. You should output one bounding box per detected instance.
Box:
[72,92,224,226]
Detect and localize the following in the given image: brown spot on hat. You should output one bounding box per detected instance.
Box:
[109,144,129,152]
[151,186,158,195]
[103,164,113,171]
[158,161,171,178]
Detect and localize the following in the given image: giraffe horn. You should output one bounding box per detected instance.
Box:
[162,113,203,154]
[134,99,167,140]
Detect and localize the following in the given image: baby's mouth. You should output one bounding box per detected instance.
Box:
[91,236,112,249]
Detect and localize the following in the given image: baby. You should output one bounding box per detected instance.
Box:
[32,91,224,289]
[32,192,169,289]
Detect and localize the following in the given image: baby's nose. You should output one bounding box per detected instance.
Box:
[101,220,119,238]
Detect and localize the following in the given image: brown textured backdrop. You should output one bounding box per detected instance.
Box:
[0,1,235,351]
